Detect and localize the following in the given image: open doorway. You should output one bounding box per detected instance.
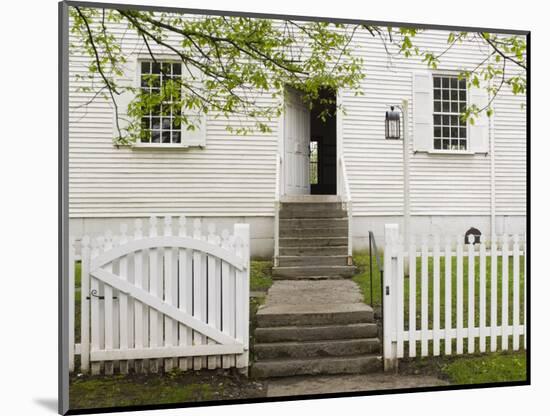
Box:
[282,87,337,196]
[309,88,337,195]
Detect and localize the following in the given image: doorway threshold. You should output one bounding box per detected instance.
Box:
[280,195,342,203]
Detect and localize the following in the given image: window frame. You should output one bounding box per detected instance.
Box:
[431,72,470,153]
[132,55,204,149]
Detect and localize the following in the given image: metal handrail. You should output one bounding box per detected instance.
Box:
[338,156,353,265]
[273,153,283,266]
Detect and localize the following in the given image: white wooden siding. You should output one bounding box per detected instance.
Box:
[69,17,278,218]
[493,86,527,216]
[69,16,526,219]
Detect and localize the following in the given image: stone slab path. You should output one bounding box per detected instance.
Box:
[260,279,365,307]
[266,373,449,397]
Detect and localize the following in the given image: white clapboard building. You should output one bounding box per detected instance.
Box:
[69,16,526,259]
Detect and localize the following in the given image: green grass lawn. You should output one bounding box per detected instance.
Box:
[250,260,273,291]
[402,350,527,385]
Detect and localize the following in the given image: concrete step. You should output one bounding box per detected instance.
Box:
[280,195,342,203]
[256,303,374,327]
[280,227,347,238]
[279,246,348,256]
[280,202,343,211]
[272,275,350,281]
[279,237,348,248]
[255,323,378,343]
[272,265,356,278]
[280,218,348,229]
[280,208,347,219]
[277,255,349,267]
[254,338,380,360]
[251,354,382,378]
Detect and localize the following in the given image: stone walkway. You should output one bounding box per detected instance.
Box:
[267,373,449,397]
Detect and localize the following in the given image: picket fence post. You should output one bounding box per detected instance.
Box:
[383,224,399,371]
[80,236,91,373]
[234,223,250,373]
[68,237,75,372]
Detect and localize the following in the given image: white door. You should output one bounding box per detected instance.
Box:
[284,89,310,195]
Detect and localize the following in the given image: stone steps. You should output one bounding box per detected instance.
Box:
[254,338,380,360]
[256,303,374,327]
[279,246,348,256]
[272,265,356,279]
[279,237,348,248]
[280,227,348,238]
[280,218,348,229]
[251,354,382,378]
[280,209,347,219]
[277,255,349,267]
[252,199,381,379]
[255,322,378,343]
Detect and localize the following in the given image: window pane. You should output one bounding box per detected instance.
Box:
[443,115,450,125]
[451,116,458,126]
[451,90,458,101]
[434,101,441,112]
[451,103,458,113]
[442,140,450,150]
[434,139,442,149]
[442,89,449,100]
[434,115,441,125]
[434,89,441,99]
[140,60,185,146]
[442,77,449,88]
[459,127,467,138]
[140,130,150,143]
[459,79,466,89]
[152,117,160,130]
[434,77,441,88]
[141,117,150,130]
[459,90,466,101]
[442,102,450,112]
[451,127,458,138]
[434,126,441,137]
[443,127,450,137]
[451,78,458,88]
[459,140,467,150]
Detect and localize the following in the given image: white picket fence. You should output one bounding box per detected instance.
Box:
[69,216,250,375]
[383,224,527,370]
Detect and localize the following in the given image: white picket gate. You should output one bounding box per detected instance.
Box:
[383,224,527,370]
[69,216,250,375]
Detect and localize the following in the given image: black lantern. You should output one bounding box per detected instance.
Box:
[385,106,401,140]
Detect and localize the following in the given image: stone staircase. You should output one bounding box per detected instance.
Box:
[273,197,356,280]
[251,196,382,378]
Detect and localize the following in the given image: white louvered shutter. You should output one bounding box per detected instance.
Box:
[413,71,434,152]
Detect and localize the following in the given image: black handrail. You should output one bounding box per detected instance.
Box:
[368,231,384,356]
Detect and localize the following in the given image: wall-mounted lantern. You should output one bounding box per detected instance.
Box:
[385,106,401,140]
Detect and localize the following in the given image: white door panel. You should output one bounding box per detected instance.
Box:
[284,89,310,195]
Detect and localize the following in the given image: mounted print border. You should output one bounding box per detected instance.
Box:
[59,1,530,414]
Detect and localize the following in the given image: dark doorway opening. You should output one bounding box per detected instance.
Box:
[310,88,337,195]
